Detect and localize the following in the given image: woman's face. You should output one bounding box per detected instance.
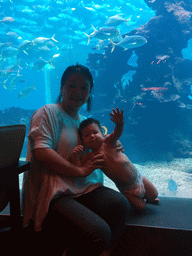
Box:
[61,72,91,109]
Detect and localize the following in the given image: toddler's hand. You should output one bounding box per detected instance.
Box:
[109,107,124,125]
[72,145,84,156]
[70,145,84,165]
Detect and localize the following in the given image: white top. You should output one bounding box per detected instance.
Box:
[22,104,103,231]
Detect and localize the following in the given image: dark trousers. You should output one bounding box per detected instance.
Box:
[41,186,130,256]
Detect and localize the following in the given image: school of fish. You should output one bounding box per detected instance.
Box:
[0,0,149,99]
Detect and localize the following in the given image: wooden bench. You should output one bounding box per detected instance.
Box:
[112,197,192,256]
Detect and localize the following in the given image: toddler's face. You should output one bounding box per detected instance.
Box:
[81,123,104,151]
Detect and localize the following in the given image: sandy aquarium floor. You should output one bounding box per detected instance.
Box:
[19,158,192,199]
[103,158,192,198]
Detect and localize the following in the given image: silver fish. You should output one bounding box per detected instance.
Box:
[0,16,15,23]
[5,72,22,92]
[18,82,36,99]
[110,35,147,52]
[84,25,120,45]
[29,53,60,70]
[92,40,105,50]
[1,46,18,58]
[0,68,17,78]
[18,40,33,54]
[6,31,21,40]
[32,34,58,46]
[0,79,8,89]
[105,14,130,27]
[38,45,51,52]
[5,59,22,72]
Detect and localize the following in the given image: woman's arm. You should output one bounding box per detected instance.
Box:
[33,147,104,177]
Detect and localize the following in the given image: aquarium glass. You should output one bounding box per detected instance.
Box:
[1,0,192,200]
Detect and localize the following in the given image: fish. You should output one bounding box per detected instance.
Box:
[32,34,58,46]
[5,59,22,73]
[0,42,11,50]
[37,45,51,52]
[84,25,120,45]
[18,82,36,99]
[105,14,130,27]
[91,40,105,50]
[29,53,60,70]
[94,4,110,9]
[110,35,147,52]
[16,17,37,25]
[0,79,8,89]
[85,7,96,12]
[18,40,33,54]
[4,72,22,92]
[0,17,15,23]
[11,28,34,40]
[1,46,18,59]
[21,6,35,14]
[6,31,21,40]
[48,17,62,22]
[33,5,50,13]
[168,179,178,192]
[0,69,14,79]
[141,87,168,92]
[156,54,170,61]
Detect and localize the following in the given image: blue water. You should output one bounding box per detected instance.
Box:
[0,0,155,110]
[1,0,192,199]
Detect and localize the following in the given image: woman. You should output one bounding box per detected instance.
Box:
[22,64,129,256]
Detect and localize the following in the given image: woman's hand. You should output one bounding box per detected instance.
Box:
[80,153,105,177]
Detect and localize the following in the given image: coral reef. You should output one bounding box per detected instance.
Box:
[86,0,192,162]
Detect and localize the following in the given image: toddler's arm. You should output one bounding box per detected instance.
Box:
[106,107,125,144]
[70,145,93,167]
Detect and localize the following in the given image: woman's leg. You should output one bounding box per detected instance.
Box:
[42,186,129,255]
[75,186,130,250]
[41,192,112,256]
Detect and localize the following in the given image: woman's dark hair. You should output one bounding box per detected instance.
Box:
[78,118,103,142]
[56,63,94,112]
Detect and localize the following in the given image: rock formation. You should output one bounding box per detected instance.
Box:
[86,0,192,162]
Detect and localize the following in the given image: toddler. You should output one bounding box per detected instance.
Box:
[70,107,159,211]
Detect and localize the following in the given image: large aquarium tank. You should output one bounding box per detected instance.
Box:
[1,0,192,199]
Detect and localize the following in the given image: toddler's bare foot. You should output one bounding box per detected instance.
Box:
[100,249,112,256]
[146,198,160,205]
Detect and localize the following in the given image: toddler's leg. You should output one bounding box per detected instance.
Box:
[123,192,146,211]
[143,176,159,204]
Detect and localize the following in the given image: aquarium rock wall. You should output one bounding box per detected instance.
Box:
[86,0,192,162]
